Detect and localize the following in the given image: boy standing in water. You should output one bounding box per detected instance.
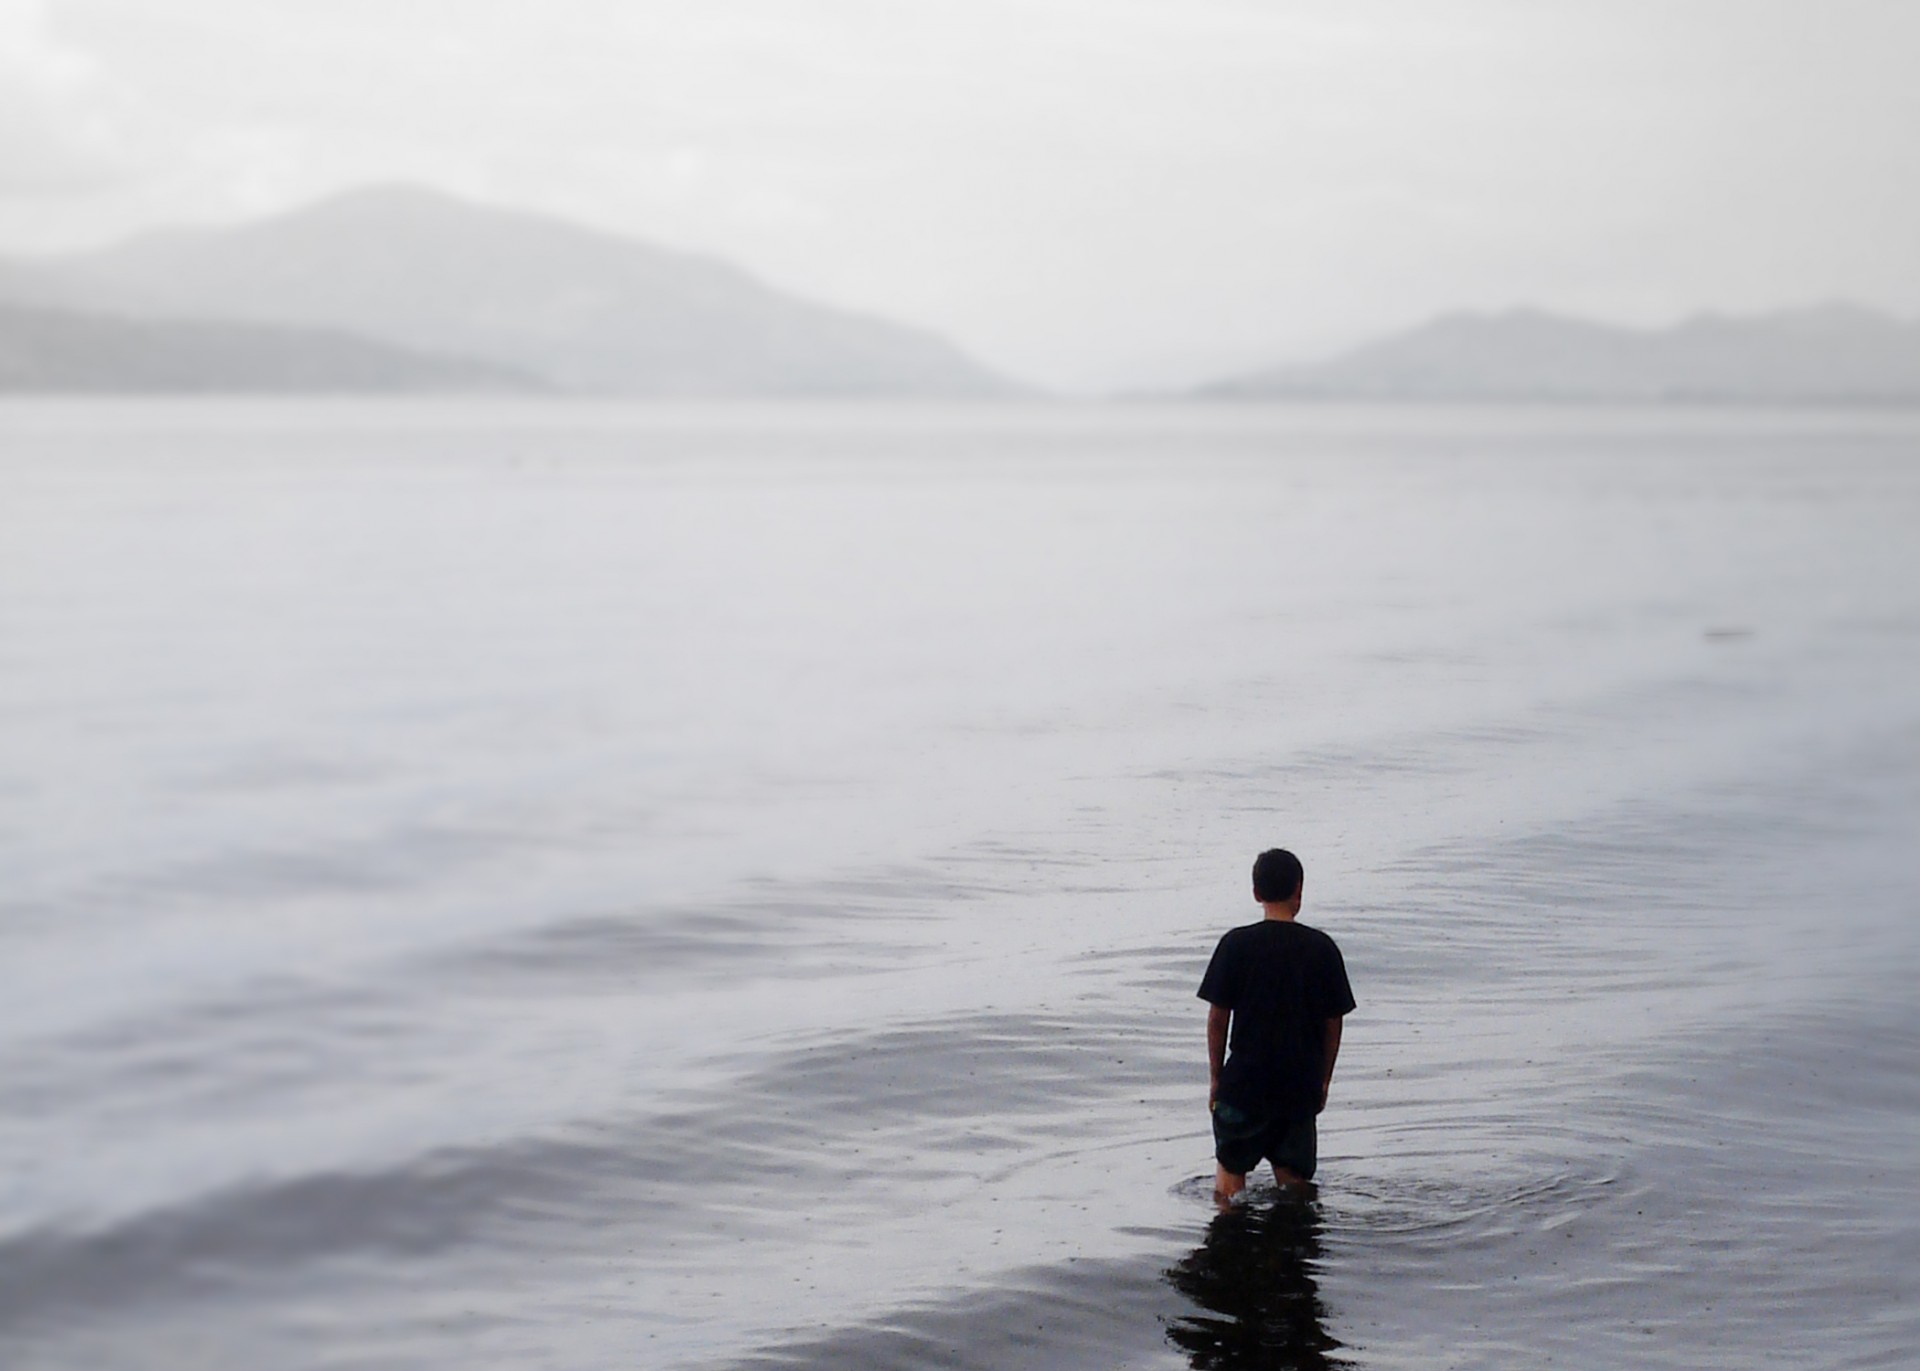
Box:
[1199,849,1355,1203]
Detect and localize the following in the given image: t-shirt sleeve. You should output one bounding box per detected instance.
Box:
[1319,939,1357,1019]
[1197,933,1238,1007]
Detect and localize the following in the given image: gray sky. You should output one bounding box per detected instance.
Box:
[3,0,1917,389]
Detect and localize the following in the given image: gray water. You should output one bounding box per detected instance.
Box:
[2,401,1915,1370]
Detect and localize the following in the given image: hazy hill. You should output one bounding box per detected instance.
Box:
[1201,305,1920,403]
[0,301,542,394]
[0,185,1019,398]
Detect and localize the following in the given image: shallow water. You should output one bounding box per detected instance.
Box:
[1,401,1915,1369]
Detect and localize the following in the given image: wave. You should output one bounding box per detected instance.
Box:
[0,1000,1198,1338]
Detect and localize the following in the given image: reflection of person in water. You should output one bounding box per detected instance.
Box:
[1164,1198,1347,1371]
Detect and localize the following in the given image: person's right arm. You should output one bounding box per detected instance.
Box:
[1317,1015,1344,1114]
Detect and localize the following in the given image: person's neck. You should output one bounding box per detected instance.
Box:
[1261,902,1300,922]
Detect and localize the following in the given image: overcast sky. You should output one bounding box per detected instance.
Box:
[3,0,1917,388]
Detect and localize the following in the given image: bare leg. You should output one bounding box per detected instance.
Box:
[1271,1164,1309,1189]
[1214,1165,1246,1208]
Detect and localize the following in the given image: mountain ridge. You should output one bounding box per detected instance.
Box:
[0,300,545,394]
[0,185,1021,398]
[1198,304,1920,403]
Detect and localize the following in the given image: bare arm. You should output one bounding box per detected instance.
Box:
[1206,1003,1230,1108]
[1317,1015,1344,1114]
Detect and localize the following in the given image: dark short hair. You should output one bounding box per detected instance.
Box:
[1251,848,1304,903]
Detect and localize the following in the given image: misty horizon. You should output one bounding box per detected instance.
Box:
[5,3,1917,390]
[6,179,1918,393]
[4,179,1919,402]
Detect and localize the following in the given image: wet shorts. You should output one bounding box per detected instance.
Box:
[1211,1100,1317,1180]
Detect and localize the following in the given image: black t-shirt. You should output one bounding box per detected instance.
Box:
[1198,919,1356,1123]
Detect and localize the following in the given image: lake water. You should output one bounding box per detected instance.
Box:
[2,401,1916,1370]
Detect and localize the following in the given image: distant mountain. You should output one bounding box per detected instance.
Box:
[1200,305,1920,404]
[0,301,542,394]
[0,185,1020,398]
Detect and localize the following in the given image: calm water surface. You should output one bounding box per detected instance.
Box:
[1,401,1915,1370]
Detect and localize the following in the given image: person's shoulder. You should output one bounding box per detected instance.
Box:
[1213,921,1265,949]
[1294,920,1346,953]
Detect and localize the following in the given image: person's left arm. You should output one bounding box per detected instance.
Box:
[1207,1003,1230,1109]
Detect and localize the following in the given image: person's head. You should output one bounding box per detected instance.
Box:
[1251,848,1304,906]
